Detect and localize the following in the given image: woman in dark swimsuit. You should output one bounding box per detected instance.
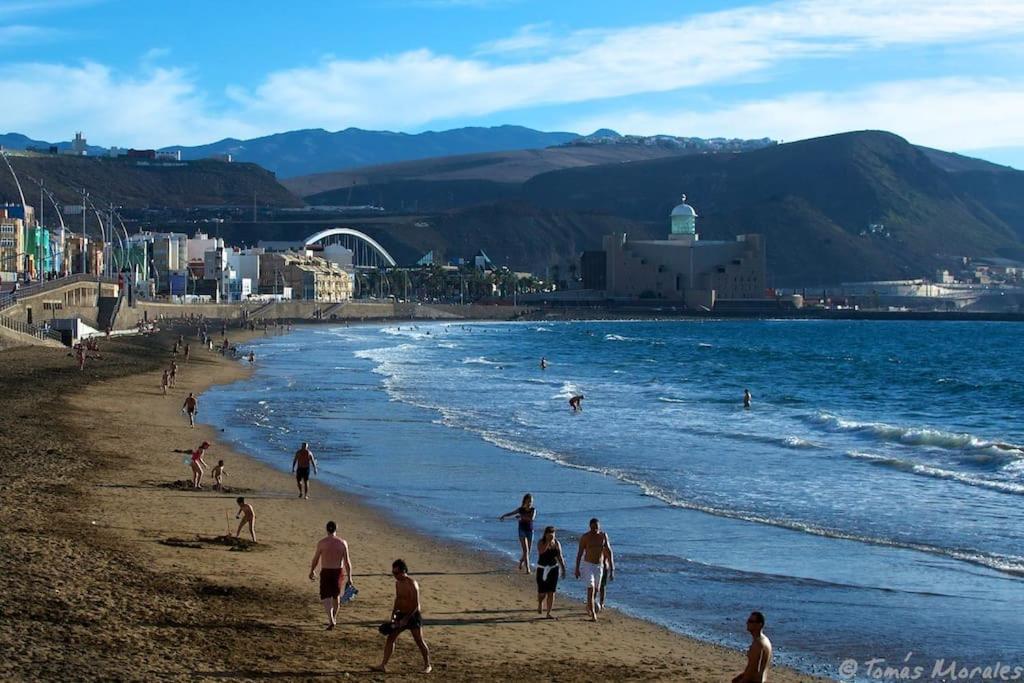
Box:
[535,526,566,618]
[499,493,537,572]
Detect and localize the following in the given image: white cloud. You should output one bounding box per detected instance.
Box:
[0,61,258,146]
[474,23,554,56]
[230,0,1024,132]
[0,24,59,46]
[563,78,1024,152]
[0,0,103,19]
[140,47,171,63]
[2,0,1024,146]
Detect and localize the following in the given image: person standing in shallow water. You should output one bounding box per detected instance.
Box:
[535,526,566,618]
[743,388,752,409]
[499,493,537,572]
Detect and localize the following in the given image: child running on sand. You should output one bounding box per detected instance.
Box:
[235,497,256,542]
[211,460,226,491]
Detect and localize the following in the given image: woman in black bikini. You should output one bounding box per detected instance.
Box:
[535,526,567,618]
[498,493,537,572]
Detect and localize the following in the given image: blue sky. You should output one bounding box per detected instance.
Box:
[2,0,1023,166]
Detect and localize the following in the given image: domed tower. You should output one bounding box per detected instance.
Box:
[670,194,698,241]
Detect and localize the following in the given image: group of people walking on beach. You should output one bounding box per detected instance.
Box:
[157,318,770,679]
[497,492,770,681]
[500,493,613,621]
[307,520,430,673]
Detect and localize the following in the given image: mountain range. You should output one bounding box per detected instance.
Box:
[2,126,775,179]
[5,124,1024,286]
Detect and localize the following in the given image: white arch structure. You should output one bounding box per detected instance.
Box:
[304,227,397,267]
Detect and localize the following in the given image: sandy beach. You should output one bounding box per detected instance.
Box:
[1,322,824,681]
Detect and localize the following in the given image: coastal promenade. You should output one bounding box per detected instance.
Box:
[0,323,821,681]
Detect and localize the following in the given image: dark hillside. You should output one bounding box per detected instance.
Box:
[520,131,1024,283]
[0,155,301,209]
[288,143,707,198]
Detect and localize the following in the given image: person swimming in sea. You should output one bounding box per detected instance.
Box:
[569,394,584,413]
[540,357,548,370]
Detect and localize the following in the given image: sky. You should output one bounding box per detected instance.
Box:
[1,0,1023,167]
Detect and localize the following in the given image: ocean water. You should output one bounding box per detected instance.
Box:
[202,320,1024,679]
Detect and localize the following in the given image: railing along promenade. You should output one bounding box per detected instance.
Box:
[0,273,118,343]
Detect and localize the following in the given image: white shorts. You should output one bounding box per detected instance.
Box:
[580,560,603,589]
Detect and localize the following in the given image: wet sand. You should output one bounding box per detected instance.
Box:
[1,324,824,681]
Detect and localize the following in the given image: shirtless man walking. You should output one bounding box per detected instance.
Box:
[309,521,353,630]
[732,611,772,683]
[182,392,198,428]
[291,442,318,499]
[575,517,614,621]
[372,559,431,674]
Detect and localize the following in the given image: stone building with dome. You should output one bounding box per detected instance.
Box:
[596,195,766,308]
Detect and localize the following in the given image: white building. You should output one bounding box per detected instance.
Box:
[187,232,224,264]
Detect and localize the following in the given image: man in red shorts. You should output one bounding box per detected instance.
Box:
[309,520,352,631]
[291,441,318,499]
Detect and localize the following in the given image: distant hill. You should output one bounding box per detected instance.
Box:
[519,131,1024,284]
[5,125,777,181]
[270,131,1024,284]
[290,136,777,202]
[161,125,581,178]
[1,132,108,156]
[286,144,700,200]
[0,154,301,210]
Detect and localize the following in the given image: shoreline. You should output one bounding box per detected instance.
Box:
[2,323,825,681]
